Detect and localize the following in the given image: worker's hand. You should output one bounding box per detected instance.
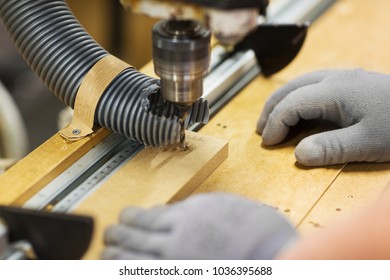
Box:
[257,69,390,166]
[102,192,297,260]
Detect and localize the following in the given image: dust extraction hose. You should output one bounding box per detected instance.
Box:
[0,0,208,147]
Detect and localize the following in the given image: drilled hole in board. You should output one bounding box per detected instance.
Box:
[309,221,322,228]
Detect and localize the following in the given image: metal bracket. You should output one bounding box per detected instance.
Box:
[235,23,309,77]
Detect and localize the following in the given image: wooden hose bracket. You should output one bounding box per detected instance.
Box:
[59,55,134,141]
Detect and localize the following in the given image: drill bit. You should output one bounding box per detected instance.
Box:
[179,117,187,150]
[177,106,190,151]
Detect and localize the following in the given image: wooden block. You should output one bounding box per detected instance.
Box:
[0,128,111,206]
[73,131,228,259]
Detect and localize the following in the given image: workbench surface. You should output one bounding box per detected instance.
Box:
[196,0,390,232]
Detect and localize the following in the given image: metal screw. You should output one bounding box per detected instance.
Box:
[72,129,81,135]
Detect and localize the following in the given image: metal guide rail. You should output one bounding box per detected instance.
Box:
[23,0,336,213]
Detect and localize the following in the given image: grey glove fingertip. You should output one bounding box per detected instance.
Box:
[258,98,283,135]
[102,246,154,260]
[295,132,347,166]
[104,224,168,256]
[261,117,290,146]
[256,114,267,135]
[101,246,124,260]
[104,224,128,245]
[294,137,324,166]
[258,70,335,135]
[119,205,172,231]
[295,125,369,166]
[119,206,144,224]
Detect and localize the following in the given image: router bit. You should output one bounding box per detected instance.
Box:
[152,19,211,149]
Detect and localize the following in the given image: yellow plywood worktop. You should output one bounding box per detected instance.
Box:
[196,0,390,231]
[1,0,389,259]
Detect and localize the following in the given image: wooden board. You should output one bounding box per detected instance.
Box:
[73,131,228,259]
[0,128,111,206]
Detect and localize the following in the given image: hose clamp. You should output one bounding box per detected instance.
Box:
[59,55,134,141]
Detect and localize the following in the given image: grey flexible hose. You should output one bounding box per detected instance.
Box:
[0,0,208,147]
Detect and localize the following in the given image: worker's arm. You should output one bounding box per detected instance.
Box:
[258,69,390,166]
[278,184,390,259]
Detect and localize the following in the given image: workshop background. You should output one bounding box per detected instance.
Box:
[0,0,157,154]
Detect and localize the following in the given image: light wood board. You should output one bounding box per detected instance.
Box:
[73,131,228,259]
[0,128,111,206]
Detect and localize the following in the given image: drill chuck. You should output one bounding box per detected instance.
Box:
[152,19,211,106]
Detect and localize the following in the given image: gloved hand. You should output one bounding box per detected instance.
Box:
[102,192,297,260]
[257,69,390,166]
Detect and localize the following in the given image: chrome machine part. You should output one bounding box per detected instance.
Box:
[152,19,211,148]
[152,19,211,106]
[268,0,336,24]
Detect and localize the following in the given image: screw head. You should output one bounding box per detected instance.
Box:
[72,129,81,135]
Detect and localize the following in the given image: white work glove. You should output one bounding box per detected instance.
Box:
[257,69,390,166]
[102,192,296,260]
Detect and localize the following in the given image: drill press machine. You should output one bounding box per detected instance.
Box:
[122,0,307,148]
